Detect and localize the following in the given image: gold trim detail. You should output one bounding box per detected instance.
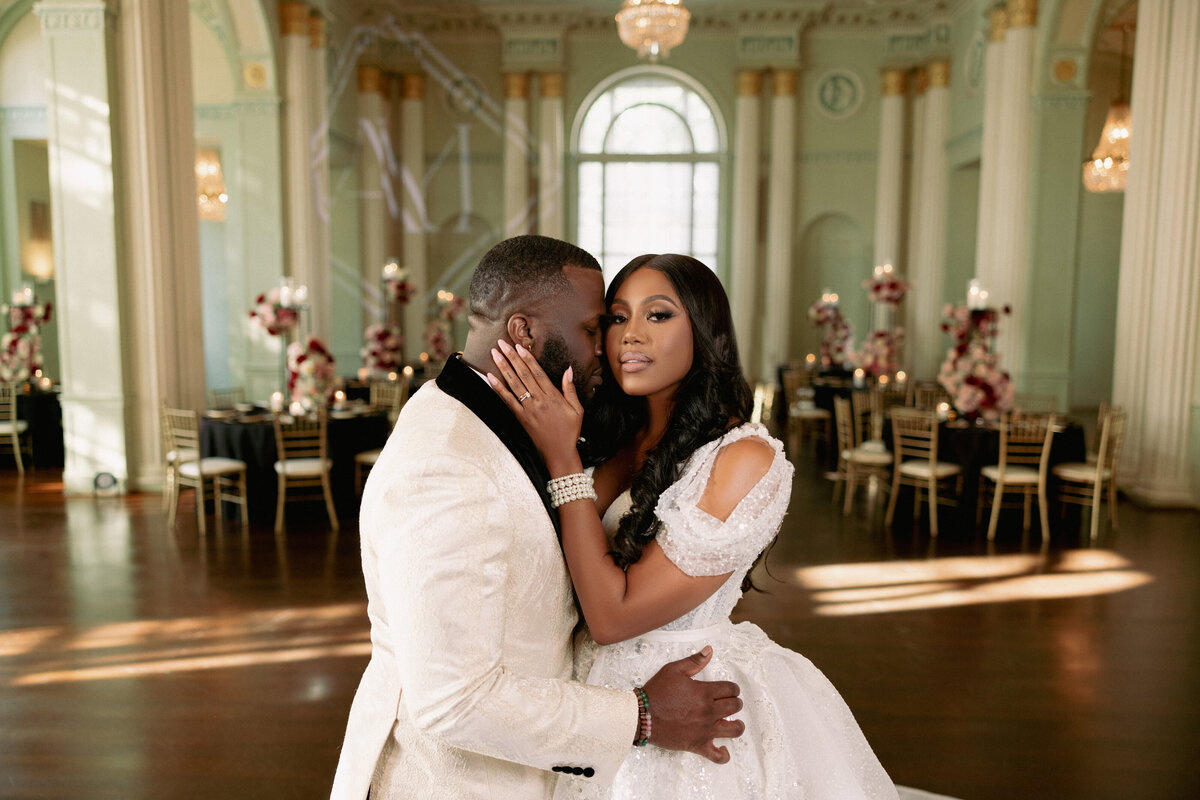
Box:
[280,2,308,36]
[243,62,268,89]
[309,14,325,49]
[358,66,383,95]
[927,61,950,89]
[989,7,1008,42]
[772,70,797,96]
[1008,0,1038,29]
[540,73,564,99]
[504,73,530,100]
[1053,59,1077,83]
[912,68,928,95]
[881,70,907,96]
[402,74,425,101]
[737,70,763,97]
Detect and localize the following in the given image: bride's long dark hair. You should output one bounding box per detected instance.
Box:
[581,254,755,579]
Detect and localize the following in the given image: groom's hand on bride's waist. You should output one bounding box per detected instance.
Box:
[641,645,744,764]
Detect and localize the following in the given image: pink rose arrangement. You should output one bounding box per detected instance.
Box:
[808,299,854,367]
[384,267,417,304]
[249,287,300,336]
[287,335,338,410]
[361,324,404,375]
[863,273,909,305]
[937,303,1014,421]
[423,290,467,362]
[5,300,52,331]
[850,329,903,377]
[1,330,42,383]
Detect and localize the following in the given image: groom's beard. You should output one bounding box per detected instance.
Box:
[539,334,593,408]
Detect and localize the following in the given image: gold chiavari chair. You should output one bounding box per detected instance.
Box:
[884,408,963,536]
[979,413,1057,541]
[273,408,338,533]
[834,396,892,515]
[913,383,952,411]
[781,363,831,449]
[207,387,247,409]
[1012,392,1057,415]
[1053,406,1126,541]
[162,405,248,533]
[355,374,413,493]
[0,382,31,474]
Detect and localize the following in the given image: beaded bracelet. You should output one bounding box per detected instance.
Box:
[633,687,652,747]
[547,473,597,508]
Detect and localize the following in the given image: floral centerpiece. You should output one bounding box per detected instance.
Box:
[850,329,903,377]
[1,330,42,383]
[4,300,52,332]
[423,290,467,363]
[361,324,404,376]
[937,303,1014,422]
[807,297,854,367]
[287,335,338,410]
[383,263,417,305]
[249,287,300,336]
[863,267,909,305]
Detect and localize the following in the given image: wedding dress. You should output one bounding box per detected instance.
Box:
[554,423,899,800]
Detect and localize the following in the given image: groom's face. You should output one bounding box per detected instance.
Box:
[534,266,606,402]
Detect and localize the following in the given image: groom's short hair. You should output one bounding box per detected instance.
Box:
[469,235,602,320]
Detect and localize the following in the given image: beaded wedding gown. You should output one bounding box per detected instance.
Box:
[554,423,898,800]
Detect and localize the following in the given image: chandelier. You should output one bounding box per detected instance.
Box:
[615,0,690,63]
[195,148,229,220]
[1083,27,1132,193]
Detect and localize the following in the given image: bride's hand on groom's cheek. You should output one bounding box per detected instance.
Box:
[487,339,584,473]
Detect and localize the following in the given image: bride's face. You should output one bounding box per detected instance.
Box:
[605,267,693,400]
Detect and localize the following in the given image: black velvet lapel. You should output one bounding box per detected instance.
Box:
[436,354,561,536]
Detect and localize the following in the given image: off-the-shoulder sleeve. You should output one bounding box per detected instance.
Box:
[653,424,794,577]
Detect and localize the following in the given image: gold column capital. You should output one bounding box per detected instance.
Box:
[504,73,530,100]
[737,70,763,97]
[358,65,383,95]
[1007,0,1038,29]
[881,69,907,96]
[771,69,797,97]
[911,67,928,95]
[402,73,425,101]
[540,73,564,99]
[989,7,1008,42]
[927,60,950,89]
[280,2,308,37]
[308,14,325,49]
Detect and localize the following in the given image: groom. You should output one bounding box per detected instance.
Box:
[331,235,744,799]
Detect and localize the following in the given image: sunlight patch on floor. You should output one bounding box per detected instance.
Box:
[793,550,1153,616]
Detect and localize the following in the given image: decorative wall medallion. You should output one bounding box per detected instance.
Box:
[965,32,985,94]
[243,62,268,89]
[445,75,486,117]
[814,69,863,119]
[1052,58,1078,85]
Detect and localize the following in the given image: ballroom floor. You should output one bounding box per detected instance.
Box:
[1,439,1198,800]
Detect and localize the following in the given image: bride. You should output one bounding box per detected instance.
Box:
[488,253,898,799]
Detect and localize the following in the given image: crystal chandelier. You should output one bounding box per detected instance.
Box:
[615,0,690,63]
[195,147,229,220]
[1083,27,1132,193]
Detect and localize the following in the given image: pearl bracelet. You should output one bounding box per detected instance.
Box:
[547,473,597,508]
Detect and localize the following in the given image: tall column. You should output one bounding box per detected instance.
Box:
[280,3,313,296]
[910,61,951,379]
[36,1,132,492]
[731,70,763,379]
[358,66,388,325]
[974,6,1008,291]
[537,73,565,239]
[873,70,907,333]
[904,68,927,302]
[1112,0,1200,507]
[308,12,331,342]
[504,72,532,237]
[990,0,1036,382]
[760,69,797,380]
[400,73,429,355]
[116,0,207,488]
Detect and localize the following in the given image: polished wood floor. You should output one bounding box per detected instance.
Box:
[1,444,1198,799]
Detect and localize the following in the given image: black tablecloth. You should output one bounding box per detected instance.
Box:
[4,388,64,469]
[200,412,390,523]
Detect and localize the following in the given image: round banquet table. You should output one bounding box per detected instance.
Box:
[7,387,64,469]
[200,410,390,523]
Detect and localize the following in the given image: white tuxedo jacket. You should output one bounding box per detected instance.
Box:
[331,356,636,799]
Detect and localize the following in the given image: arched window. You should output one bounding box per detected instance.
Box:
[573,68,724,281]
